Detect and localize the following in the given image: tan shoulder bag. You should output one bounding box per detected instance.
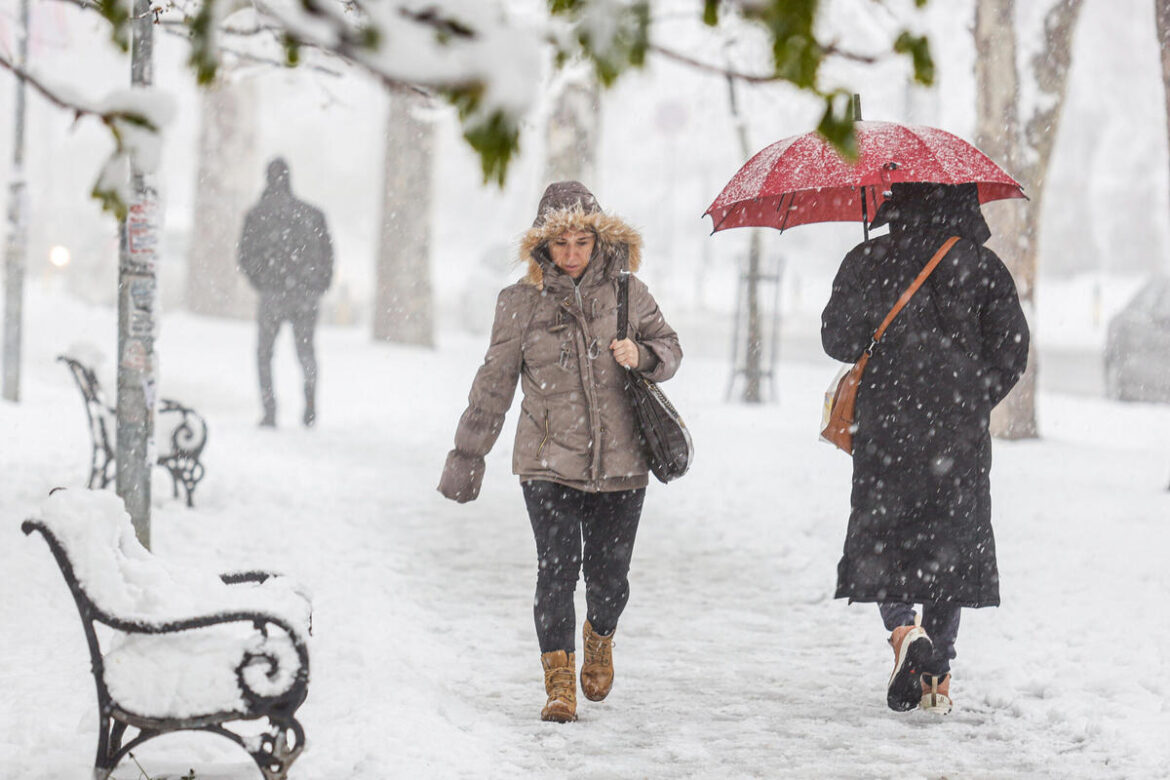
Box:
[820,236,961,454]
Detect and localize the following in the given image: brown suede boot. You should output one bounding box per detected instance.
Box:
[580,621,615,702]
[540,650,577,722]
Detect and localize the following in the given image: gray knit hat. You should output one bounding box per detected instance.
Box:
[532,181,601,227]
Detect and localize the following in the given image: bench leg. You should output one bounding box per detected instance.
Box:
[181,474,196,508]
[92,714,122,780]
[88,448,113,490]
[158,459,201,508]
[249,716,305,780]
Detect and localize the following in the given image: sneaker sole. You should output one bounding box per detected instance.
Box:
[887,629,932,712]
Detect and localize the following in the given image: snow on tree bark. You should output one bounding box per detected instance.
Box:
[374,89,435,347]
[116,0,159,547]
[2,0,29,403]
[543,72,600,186]
[1155,1,1170,257]
[727,74,764,403]
[186,78,258,320]
[975,0,1083,440]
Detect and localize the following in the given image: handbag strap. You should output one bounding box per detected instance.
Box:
[617,272,630,341]
[866,235,961,355]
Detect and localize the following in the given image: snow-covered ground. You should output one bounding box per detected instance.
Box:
[1,286,1168,779]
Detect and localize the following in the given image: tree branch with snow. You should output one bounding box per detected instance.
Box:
[0,53,176,218]
[33,0,936,206]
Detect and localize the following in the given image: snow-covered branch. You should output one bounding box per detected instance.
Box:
[0,52,161,129]
[0,52,175,217]
[23,0,936,200]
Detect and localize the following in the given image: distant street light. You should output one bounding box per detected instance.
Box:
[49,245,71,268]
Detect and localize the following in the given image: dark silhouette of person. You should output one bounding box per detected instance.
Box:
[821,182,1029,715]
[238,157,333,427]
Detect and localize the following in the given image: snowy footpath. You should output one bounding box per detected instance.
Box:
[1,289,1168,779]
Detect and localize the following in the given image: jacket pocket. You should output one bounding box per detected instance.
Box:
[536,409,550,459]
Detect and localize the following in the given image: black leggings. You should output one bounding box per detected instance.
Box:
[521,480,645,654]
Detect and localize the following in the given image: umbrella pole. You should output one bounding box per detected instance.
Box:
[861,187,870,242]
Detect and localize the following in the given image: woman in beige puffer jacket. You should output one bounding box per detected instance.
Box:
[439,181,682,723]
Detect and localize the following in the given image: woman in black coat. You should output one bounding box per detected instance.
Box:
[821,182,1029,714]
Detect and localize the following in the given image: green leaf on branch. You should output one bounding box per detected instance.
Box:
[187,0,219,85]
[738,0,822,88]
[283,35,302,67]
[462,112,520,187]
[703,0,719,26]
[817,93,857,161]
[447,86,519,186]
[629,2,649,67]
[96,0,130,51]
[894,31,934,86]
[573,0,650,86]
[773,33,820,88]
[92,181,128,221]
[113,112,158,132]
[359,25,381,50]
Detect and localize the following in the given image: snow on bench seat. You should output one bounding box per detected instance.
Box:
[34,489,311,719]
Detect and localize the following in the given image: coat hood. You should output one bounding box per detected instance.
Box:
[265,157,291,195]
[519,182,642,288]
[869,182,991,245]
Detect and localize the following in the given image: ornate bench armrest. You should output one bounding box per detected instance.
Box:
[102,611,310,716]
[96,608,308,646]
[218,571,313,634]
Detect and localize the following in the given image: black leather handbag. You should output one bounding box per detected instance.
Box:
[617,273,693,483]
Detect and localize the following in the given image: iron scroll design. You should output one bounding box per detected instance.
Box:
[155,398,208,507]
[57,355,208,506]
[22,519,310,780]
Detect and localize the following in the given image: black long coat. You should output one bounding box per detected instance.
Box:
[821,184,1029,607]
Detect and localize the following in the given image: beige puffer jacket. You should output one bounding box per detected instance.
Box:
[438,188,682,501]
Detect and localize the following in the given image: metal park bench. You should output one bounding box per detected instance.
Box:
[58,354,208,507]
[23,490,311,780]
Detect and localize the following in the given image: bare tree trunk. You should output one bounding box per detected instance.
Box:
[544,75,600,186]
[976,0,1083,439]
[742,230,763,402]
[116,0,158,547]
[186,78,257,319]
[373,90,434,347]
[1155,1,1170,243]
[975,0,1032,438]
[727,76,764,403]
[2,0,29,403]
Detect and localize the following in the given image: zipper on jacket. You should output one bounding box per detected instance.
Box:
[537,410,550,458]
[563,287,603,481]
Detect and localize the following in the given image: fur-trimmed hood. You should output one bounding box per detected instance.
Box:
[519,207,643,289]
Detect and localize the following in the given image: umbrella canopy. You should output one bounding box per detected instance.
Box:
[704,121,1026,235]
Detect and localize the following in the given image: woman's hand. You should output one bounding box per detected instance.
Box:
[610,338,640,369]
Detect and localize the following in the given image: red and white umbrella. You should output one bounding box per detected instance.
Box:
[704,121,1025,236]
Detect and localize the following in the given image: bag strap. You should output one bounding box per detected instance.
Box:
[617,272,630,341]
[866,235,960,355]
